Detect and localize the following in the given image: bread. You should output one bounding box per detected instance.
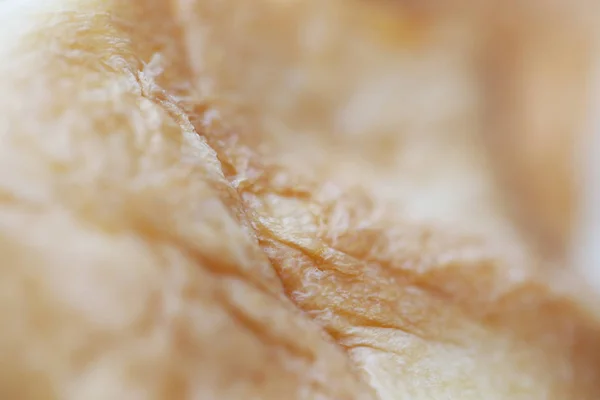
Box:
[0,0,599,398]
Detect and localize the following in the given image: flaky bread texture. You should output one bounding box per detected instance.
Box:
[0,0,599,399]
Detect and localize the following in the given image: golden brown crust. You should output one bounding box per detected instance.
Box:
[0,0,599,399]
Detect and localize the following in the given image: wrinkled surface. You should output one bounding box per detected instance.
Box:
[0,0,599,399]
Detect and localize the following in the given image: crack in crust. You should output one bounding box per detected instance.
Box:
[0,0,599,399]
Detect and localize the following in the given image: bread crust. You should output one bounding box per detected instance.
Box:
[0,1,598,399]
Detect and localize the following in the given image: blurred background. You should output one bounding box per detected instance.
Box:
[177,0,600,274]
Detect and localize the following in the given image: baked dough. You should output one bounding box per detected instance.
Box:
[0,0,598,399]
